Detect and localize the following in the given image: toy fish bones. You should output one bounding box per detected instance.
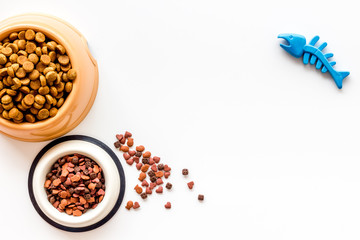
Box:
[278,33,349,89]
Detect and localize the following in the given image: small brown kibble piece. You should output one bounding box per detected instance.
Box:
[23,94,35,105]
[17,55,28,65]
[155,171,164,178]
[125,201,133,210]
[114,141,121,148]
[35,32,46,43]
[150,176,157,183]
[187,181,194,189]
[25,42,36,53]
[138,172,146,181]
[28,54,39,64]
[1,95,12,104]
[25,29,35,40]
[58,55,69,65]
[133,202,140,209]
[88,183,96,190]
[141,164,150,172]
[9,108,20,119]
[9,32,18,41]
[39,86,50,95]
[153,156,160,163]
[46,71,57,82]
[67,69,77,80]
[0,54,7,65]
[143,151,151,158]
[49,108,58,117]
[35,94,46,105]
[198,194,204,201]
[59,191,68,199]
[55,45,66,55]
[73,210,82,217]
[40,55,51,65]
[44,179,51,188]
[166,182,172,190]
[23,61,34,72]
[37,108,49,120]
[140,192,147,199]
[127,138,134,147]
[1,47,13,57]
[134,185,143,194]
[52,178,61,187]
[16,67,26,78]
[182,169,189,175]
[136,145,145,152]
[25,114,35,123]
[120,145,129,152]
[65,82,72,93]
[165,202,171,209]
[65,208,73,215]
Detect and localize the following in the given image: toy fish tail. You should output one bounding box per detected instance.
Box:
[333,71,350,89]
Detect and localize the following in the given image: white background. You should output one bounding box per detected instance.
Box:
[0,0,359,239]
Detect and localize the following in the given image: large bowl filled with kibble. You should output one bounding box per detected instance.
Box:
[0,13,98,141]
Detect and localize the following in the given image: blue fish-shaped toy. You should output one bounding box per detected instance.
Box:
[278,33,349,89]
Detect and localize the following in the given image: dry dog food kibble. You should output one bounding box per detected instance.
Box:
[146,187,152,194]
[156,186,163,193]
[156,178,163,185]
[166,182,172,190]
[140,192,147,199]
[125,201,133,210]
[134,184,143,194]
[0,29,76,123]
[141,180,149,187]
[114,131,204,209]
[165,202,171,209]
[198,194,204,201]
[44,154,105,216]
[133,202,140,209]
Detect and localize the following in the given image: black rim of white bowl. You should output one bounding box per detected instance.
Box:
[28,135,126,232]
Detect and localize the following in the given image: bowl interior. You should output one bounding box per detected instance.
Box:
[32,139,121,228]
[0,24,79,129]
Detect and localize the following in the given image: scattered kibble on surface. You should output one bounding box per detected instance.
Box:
[140,192,147,199]
[198,194,204,201]
[165,202,171,209]
[134,184,143,194]
[156,186,163,193]
[114,131,205,210]
[166,182,172,190]
[133,202,140,209]
[125,201,133,210]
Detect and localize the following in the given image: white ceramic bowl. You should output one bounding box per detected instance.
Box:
[28,135,125,232]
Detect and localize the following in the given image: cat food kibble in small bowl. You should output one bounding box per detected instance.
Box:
[44,153,105,217]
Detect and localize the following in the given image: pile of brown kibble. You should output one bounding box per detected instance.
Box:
[44,154,105,217]
[114,131,204,210]
[0,29,76,123]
